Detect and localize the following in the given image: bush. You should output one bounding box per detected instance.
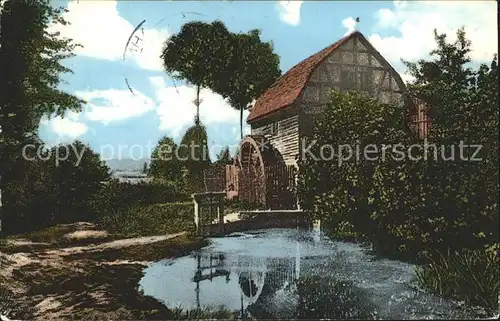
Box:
[415,246,499,312]
[2,141,110,235]
[99,202,194,237]
[99,179,190,214]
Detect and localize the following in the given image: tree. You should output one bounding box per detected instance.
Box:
[214,29,281,139]
[48,141,110,224]
[215,146,232,165]
[161,20,232,125]
[142,162,148,174]
[149,136,183,182]
[0,0,84,233]
[2,141,110,234]
[0,0,83,146]
[178,124,211,193]
[403,28,499,251]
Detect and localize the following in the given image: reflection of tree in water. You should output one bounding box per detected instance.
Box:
[295,276,378,320]
[245,258,300,319]
[239,273,259,297]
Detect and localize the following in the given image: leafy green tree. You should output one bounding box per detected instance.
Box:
[403,28,499,251]
[48,141,110,224]
[0,1,117,234]
[161,20,232,124]
[214,29,281,139]
[0,0,84,221]
[149,136,183,182]
[297,89,419,249]
[178,124,211,193]
[215,146,232,165]
[2,141,110,234]
[0,0,83,149]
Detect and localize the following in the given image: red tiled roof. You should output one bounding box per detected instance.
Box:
[247,31,360,123]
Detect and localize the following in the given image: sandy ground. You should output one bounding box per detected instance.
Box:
[0,226,190,320]
[42,232,186,256]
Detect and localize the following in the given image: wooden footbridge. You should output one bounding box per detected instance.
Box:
[192,191,310,237]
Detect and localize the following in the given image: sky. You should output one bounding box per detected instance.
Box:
[36,0,498,161]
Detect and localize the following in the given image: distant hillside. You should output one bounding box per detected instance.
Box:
[105,158,151,172]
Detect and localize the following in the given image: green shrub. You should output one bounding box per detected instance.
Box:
[2,141,110,235]
[224,197,263,213]
[415,245,499,312]
[99,202,194,237]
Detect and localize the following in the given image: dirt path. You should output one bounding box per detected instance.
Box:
[0,228,199,320]
[43,231,187,256]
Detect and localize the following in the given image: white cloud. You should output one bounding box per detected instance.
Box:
[149,76,166,89]
[342,17,357,36]
[277,1,303,26]
[153,83,249,138]
[366,0,498,82]
[40,112,89,139]
[49,0,168,71]
[42,80,250,143]
[75,89,156,124]
[125,26,169,71]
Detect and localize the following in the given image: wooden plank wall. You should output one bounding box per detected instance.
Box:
[251,115,300,166]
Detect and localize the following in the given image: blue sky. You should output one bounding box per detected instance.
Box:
[38,0,497,161]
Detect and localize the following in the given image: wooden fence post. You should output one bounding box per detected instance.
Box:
[192,194,200,235]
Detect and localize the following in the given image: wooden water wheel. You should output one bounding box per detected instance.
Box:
[236,135,285,208]
[236,136,267,207]
[235,135,296,209]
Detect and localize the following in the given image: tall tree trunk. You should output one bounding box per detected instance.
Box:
[195,85,201,125]
[240,105,244,139]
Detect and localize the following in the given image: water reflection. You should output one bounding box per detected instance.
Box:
[190,245,302,319]
[139,228,469,320]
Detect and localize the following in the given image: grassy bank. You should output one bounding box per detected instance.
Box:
[98,202,194,237]
[415,246,499,312]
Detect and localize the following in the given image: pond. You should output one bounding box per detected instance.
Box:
[139,228,474,319]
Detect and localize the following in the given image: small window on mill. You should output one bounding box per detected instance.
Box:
[359,71,371,89]
[341,70,355,88]
[271,122,279,135]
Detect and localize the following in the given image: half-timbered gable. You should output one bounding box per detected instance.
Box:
[247,31,408,166]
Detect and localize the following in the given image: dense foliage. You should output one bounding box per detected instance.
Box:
[213,29,281,138]
[148,136,183,182]
[0,0,120,235]
[100,180,189,212]
[178,124,211,193]
[298,29,499,311]
[215,146,232,166]
[0,0,83,143]
[161,20,232,123]
[2,141,109,234]
[0,0,84,188]
[99,202,194,237]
